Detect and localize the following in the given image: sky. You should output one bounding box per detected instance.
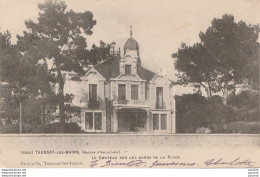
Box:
[0,0,259,94]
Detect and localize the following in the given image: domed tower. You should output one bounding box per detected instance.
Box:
[123,26,140,64]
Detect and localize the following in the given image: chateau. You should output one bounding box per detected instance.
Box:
[63,29,176,133]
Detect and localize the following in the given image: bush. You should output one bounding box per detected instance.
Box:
[228,91,259,122]
[175,94,208,133]
[0,122,20,134]
[225,121,260,134]
[45,122,81,133]
[175,94,236,133]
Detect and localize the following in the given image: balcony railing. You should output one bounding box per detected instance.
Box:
[88,99,100,109]
[113,100,150,108]
[155,102,166,109]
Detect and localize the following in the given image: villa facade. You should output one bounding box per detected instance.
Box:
[63,31,176,133]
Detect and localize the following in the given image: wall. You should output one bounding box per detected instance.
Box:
[0,134,259,168]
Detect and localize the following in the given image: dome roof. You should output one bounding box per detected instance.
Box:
[124,37,139,54]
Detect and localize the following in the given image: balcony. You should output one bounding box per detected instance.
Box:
[113,100,150,108]
[88,99,100,109]
[155,102,166,109]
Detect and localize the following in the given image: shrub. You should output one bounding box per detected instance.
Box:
[175,94,236,133]
[226,121,260,134]
[45,122,81,133]
[228,91,259,122]
[0,122,20,134]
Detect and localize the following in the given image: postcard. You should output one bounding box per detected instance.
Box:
[0,0,259,169]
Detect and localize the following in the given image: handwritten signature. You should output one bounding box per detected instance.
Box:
[204,158,255,167]
[90,159,146,168]
[90,159,196,168]
[89,157,255,168]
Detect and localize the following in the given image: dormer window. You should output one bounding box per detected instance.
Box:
[125,64,131,75]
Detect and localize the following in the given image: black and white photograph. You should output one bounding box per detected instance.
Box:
[0,0,259,171]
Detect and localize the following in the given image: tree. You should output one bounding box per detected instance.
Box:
[173,14,260,104]
[20,0,96,128]
[0,30,36,133]
[82,41,115,66]
[173,43,220,98]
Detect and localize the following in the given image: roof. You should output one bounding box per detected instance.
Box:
[95,56,121,80]
[137,66,156,81]
[62,56,156,82]
[95,56,156,81]
[124,37,139,54]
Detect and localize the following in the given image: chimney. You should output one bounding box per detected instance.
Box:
[160,67,167,76]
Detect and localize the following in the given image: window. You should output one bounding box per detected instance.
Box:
[153,113,167,130]
[161,114,167,130]
[85,112,93,130]
[85,112,102,131]
[118,84,126,100]
[131,85,138,100]
[125,64,131,75]
[89,84,97,101]
[94,112,102,130]
[153,114,159,130]
[156,87,164,109]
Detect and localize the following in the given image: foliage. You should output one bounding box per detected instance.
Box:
[175,94,235,133]
[225,121,260,134]
[45,122,81,133]
[18,0,97,125]
[227,90,259,122]
[18,0,115,128]
[82,41,115,66]
[0,84,20,121]
[0,29,57,132]
[176,91,259,133]
[0,121,20,134]
[0,31,33,101]
[173,14,260,102]
[1,1,114,133]
[175,94,207,133]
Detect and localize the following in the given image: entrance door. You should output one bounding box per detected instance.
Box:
[118,111,147,132]
[130,113,137,131]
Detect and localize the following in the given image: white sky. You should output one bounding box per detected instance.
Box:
[0,0,259,95]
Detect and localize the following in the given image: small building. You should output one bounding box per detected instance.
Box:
[63,30,176,133]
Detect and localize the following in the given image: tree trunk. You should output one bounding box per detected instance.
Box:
[207,82,212,98]
[19,101,22,134]
[200,82,211,99]
[56,64,66,131]
[41,104,46,127]
[41,105,46,126]
[223,81,229,105]
[41,92,46,127]
[232,81,236,96]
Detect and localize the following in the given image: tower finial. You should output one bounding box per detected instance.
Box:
[130,26,132,37]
